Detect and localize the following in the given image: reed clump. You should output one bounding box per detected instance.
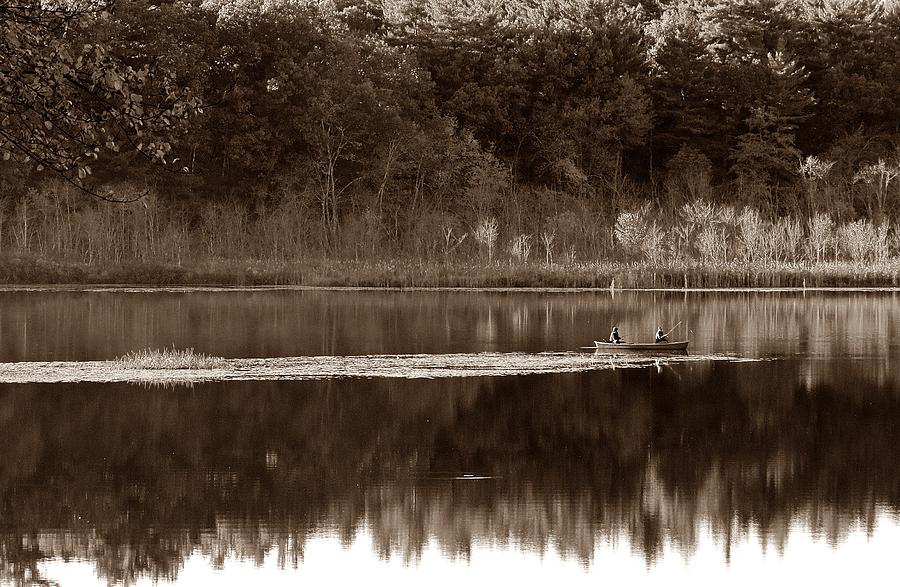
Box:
[116,347,228,370]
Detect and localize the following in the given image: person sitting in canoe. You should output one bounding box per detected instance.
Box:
[609,326,624,344]
[655,327,668,343]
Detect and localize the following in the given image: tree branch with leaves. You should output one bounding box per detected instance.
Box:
[0,0,200,201]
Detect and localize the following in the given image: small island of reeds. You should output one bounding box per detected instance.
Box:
[116,348,228,370]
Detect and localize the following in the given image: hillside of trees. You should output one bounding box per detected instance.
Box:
[1,0,900,283]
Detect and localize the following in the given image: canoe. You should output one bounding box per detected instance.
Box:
[593,340,689,352]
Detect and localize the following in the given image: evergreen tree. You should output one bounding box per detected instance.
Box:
[731,52,813,185]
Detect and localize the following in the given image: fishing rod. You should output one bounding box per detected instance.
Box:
[663,321,683,338]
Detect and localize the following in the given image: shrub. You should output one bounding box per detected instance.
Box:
[614,204,651,259]
[807,212,834,263]
[738,207,767,263]
[697,224,727,265]
[773,217,803,263]
[675,199,718,257]
[666,146,713,203]
[839,220,889,262]
[509,233,532,263]
[642,220,667,264]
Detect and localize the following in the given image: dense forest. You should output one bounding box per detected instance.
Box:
[2,0,900,283]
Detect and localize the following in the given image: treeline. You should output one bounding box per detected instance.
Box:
[2,0,900,269]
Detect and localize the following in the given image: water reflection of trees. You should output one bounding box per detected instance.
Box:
[4,290,900,362]
[2,359,900,584]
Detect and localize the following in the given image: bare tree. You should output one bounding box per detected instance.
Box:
[510,233,532,263]
[798,155,835,214]
[311,121,359,246]
[442,225,468,258]
[540,228,556,266]
[473,217,499,263]
[806,212,834,263]
[853,159,900,223]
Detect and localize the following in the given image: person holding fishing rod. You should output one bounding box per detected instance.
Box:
[609,326,624,344]
[655,321,682,343]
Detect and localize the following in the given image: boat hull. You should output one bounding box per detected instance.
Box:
[593,340,689,352]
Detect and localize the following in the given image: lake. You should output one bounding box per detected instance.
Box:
[1,288,899,585]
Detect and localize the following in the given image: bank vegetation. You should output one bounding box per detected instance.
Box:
[2,0,900,287]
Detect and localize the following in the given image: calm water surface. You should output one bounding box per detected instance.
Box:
[1,288,900,585]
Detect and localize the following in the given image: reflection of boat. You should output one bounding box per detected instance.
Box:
[593,340,689,352]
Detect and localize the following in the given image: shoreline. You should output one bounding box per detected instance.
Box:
[3,255,900,290]
[3,283,900,293]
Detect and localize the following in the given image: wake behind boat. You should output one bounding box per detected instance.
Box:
[593,340,689,352]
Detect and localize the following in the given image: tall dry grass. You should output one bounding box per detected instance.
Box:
[3,180,900,288]
[116,347,228,369]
